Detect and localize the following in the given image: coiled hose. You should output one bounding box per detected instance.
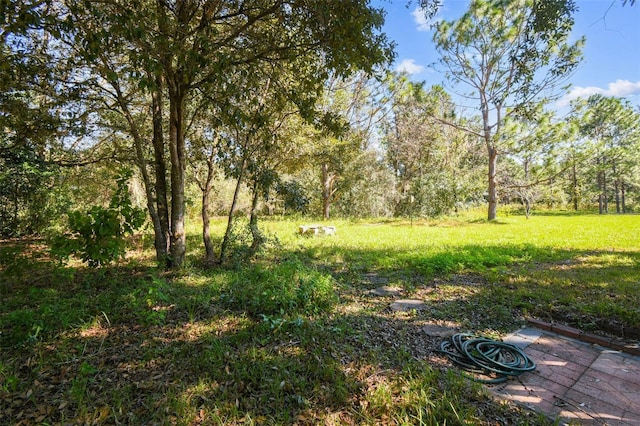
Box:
[436,333,536,384]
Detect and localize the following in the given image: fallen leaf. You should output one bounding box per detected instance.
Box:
[94,405,110,423]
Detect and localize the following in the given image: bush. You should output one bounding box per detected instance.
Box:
[222,259,337,318]
[50,170,146,267]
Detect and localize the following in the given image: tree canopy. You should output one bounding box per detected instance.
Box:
[36,0,395,267]
[433,0,583,220]
[3,0,640,268]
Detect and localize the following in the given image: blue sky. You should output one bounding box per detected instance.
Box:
[375,0,640,108]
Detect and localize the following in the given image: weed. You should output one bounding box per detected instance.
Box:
[127,274,171,325]
[70,361,98,405]
[260,314,305,332]
[0,361,19,393]
[222,259,338,318]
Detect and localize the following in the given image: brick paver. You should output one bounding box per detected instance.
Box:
[491,328,640,425]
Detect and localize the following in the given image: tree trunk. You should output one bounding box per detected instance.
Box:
[487,146,498,221]
[598,179,604,215]
[615,178,620,213]
[572,161,579,211]
[597,157,604,215]
[129,122,164,266]
[201,156,216,264]
[613,161,620,214]
[602,166,608,213]
[249,179,262,254]
[11,182,18,233]
[598,193,604,214]
[220,157,246,263]
[151,76,170,266]
[321,163,332,220]
[523,159,531,218]
[168,83,187,268]
[114,76,167,267]
[621,182,626,213]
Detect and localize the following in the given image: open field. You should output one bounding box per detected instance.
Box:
[1,213,639,424]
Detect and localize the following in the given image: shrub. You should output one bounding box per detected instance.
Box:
[50,170,146,267]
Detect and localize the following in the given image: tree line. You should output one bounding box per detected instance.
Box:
[2,0,639,269]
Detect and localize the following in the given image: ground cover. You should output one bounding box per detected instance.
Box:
[1,212,638,424]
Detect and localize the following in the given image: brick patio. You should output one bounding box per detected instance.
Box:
[491,328,640,425]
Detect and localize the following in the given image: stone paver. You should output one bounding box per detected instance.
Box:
[389,299,427,312]
[492,328,640,425]
[362,273,389,286]
[369,286,403,297]
[422,323,458,338]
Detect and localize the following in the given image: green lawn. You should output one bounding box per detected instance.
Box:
[1,212,638,424]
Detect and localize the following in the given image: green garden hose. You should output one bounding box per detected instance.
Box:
[436,333,536,384]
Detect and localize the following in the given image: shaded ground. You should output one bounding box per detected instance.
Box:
[1,263,542,424]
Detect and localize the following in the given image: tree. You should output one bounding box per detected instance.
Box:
[572,95,640,213]
[382,75,484,217]
[432,0,583,220]
[60,0,394,268]
[310,72,390,220]
[188,115,223,264]
[499,109,573,216]
[0,1,94,236]
[60,38,172,265]
[214,65,304,263]
[333,148,397,218]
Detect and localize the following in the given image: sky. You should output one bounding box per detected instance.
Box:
[373,0,640,109]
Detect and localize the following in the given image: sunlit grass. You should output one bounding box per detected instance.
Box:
[264,213,640,251]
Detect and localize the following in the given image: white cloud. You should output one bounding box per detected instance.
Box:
[412,7,430,32]
[396,59,425,75]
[607,80,640,97]
[557,80,640,107]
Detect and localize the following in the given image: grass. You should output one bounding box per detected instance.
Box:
[1,212,639,424]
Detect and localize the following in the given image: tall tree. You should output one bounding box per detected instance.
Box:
[0,1,84,236]
[383,75,484,217]
[499,109,573,216]
[432,0,583,220]
[60,0,394,268]
[53,4,173,265]
[214,64,303,263]
[186,106,222,264]
[311,72,390,220]
[572,95,640,213]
